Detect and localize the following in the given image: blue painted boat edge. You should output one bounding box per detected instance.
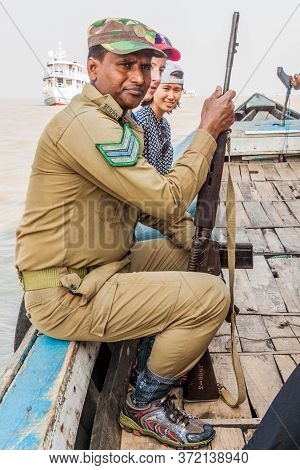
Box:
[0,335,71,450]
[0,328,38,403]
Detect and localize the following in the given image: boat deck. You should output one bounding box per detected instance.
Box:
[121,160,300,450]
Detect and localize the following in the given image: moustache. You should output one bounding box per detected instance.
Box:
[124,86,144,94]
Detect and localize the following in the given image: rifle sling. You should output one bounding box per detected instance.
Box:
[219,166,247,407]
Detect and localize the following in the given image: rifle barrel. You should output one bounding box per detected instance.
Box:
[224,12,239,93]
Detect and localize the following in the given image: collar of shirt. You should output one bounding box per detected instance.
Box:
[81,83,123,121]
[81,83,142,132]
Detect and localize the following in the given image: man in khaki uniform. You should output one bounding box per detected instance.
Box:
[16,18,235,448]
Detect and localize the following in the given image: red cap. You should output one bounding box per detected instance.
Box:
[155,33,181,61]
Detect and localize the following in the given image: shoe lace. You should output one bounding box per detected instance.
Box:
[160,394,192,426]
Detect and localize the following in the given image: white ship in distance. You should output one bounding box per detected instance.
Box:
[42,42,89,106]
[182,89,198,97]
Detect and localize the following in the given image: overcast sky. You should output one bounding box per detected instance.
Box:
[1,0,300,100]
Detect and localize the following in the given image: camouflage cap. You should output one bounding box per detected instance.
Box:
[88,18,166,58]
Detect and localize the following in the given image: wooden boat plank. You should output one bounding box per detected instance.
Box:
[288,161,300,179]
[291,354,300,364]
[275,163,297,181]
[268,257,300,313]
[228,165,242,182]
[296,227,300,239]
[262,315,300,352]
[46,341,100,450]
[243,429,255,444]
[121,430,172,450]
[184,354,252,419]
[273,181,296,200]
[275,279,299,313]
[237,315,274,352]
[261,164,281,181]
[222,268,258,314]
[286,200,300,224]
[239,182,261,202]
[262,229,285,253]
[216,202,251,230]
[246,229,270,253]
[248,163,266,181]
[213,227,227,243]
[75,379,100,450]
[221,181,244,202]
[234,269,258,314]
[274,354,298,382]
[241,355,283,417]
[210,427,245,450]
[233,182,245,202]
[261,202,285,227]
[275,227,300,252]
[223,349,300,355]
[246,256,286,313]
[240,164,250,182]
[90,340,139,450]
[272,201,299,226]
[215,202,226,227]
[236,227,250,243]
[287,181,300,199]
[243,201,272,227]
[201,418,260,428]
[286,316,300,345]
[214,227,250,244]
[236,202,251,228]
[254,182,281,201]
[210,322,241,353]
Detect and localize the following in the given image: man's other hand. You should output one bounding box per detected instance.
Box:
[291,74,300,90]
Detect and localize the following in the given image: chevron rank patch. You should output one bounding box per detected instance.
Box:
[96,124,140,167]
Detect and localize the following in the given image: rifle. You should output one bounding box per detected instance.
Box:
[183,12,253,405]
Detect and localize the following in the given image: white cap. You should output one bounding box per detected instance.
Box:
[160,61,184,85]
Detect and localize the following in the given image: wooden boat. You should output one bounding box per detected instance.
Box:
[1,100,300,450]
[231,94,300,158]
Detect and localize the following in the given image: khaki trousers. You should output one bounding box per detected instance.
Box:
[25,239,230,378]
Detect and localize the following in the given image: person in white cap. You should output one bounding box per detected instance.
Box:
[136,61,184,175]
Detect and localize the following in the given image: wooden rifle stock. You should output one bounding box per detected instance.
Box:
[184,12,241,403]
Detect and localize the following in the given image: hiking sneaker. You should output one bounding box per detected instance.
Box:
[119,393,215,449]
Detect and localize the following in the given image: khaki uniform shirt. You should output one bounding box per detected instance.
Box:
[16,84,216,287]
